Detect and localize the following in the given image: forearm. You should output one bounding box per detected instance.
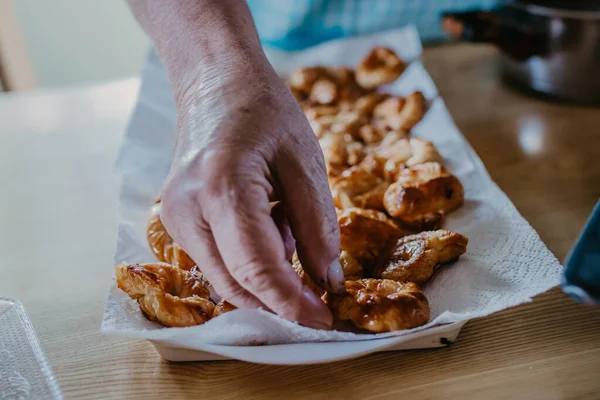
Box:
[127,0,269,105]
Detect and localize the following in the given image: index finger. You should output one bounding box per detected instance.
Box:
[205,181,333,330]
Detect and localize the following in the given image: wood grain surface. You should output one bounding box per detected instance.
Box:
[1,44,599,400]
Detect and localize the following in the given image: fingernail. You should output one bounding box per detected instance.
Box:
[327,259,346,293]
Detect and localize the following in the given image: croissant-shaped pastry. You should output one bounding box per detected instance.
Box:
[355,47,406,90]
[291,253,327,298]
[330,156,388,210]
[370,136,442,181]
[372,91,427,132]
[147,201,196,271]
[326,279,430,332]
[115,263,215,327]
[384,162,464,230]
[376,230,468,284]
[337,208,406,270]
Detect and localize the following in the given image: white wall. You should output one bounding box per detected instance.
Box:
[15,0,149,88]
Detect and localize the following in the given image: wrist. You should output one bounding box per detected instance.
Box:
[130,0,267,106]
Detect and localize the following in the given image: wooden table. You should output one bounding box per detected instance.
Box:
[1,44,599,399]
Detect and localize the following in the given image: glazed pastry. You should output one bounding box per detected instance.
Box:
[291,253,327,298]
[212,299,237,318]
[355,47,406,90]
[353,92,389,117]
[309,78,338,105]
[330,156,387,210]
[337,208,406,269]
[288,66,328,94]
[339,250,364,280]
[384,162,464,230]
[370,136,442,181]
[376,230,468,284]
[372,91,427,131]
[115,263,215,327]
[289,65,366,106]
[147,201,196,271]
[326,279,430,333]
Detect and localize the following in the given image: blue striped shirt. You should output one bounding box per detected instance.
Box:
[247,0,498,51]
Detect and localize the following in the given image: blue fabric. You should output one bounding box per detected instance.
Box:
[247,0,499,51]
[563,200,600,305]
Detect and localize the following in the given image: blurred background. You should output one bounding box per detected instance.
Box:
[1,0,147,91]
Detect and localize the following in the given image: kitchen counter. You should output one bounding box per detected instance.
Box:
[1,43,599,399]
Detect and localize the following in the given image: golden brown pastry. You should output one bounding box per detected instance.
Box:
[383,162,464,229]
[293,250,365,284]
[326,279,430,333]
[339,250,364,280]
[290,65,366,106]
[309,78,338,105]
[376,230,468,284]
[288,66,328,94]
[372,91,427,131]
[115,263,215,327]
[358,124,387,144]
[353,92,389,117]
[370,136,442,181]
[329,67,366,103]
[147,201,196,271]
[329,110,368,137]
[337,208,406,270]
[355,47,406,90]
[319,132,349,166]
[291,253,327,298]
[373,96,406,124]
[330,156,387,210]
[212,299,237,318]
[304,105,341,122]
[393,91,427,131]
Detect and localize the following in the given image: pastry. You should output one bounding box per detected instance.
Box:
[383,162,464,229]
[326,279,430,332]
[372,91,427,131]
[337,208,406,270]
[355,47,406,90]
[291,253,327,298]
[115,263,215,327]
[376,230,468,283]
[147,201,196,271]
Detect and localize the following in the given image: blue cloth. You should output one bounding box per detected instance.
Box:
[563,200,600,305]
[248,0,499,51]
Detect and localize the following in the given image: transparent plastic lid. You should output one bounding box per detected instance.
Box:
[0,297,63,399]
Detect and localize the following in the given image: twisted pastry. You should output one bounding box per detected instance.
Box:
[373,92,427,131]
[115,263,215,327]
[355,47,406,90]
[384,162,464,230]
[337,208,406,270]
[376,230,468,284]
[326,279,430,333]
[147,201,196,271]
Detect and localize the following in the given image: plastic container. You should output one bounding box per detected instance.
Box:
[0,297,63,399]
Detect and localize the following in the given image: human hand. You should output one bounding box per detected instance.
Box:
[159,59,344,329]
